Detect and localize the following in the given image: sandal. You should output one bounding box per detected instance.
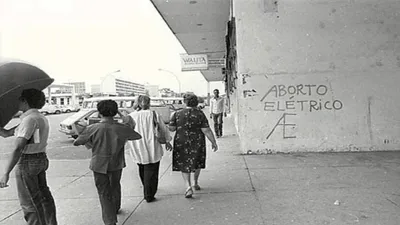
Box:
[193,184,201,191]
[185,187,193,198]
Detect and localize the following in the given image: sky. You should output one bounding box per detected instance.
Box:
[0,0,224,96]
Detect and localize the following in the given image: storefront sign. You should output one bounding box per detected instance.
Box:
[180,54,208,71]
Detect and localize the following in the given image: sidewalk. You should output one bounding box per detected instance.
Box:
[1,116,400,225]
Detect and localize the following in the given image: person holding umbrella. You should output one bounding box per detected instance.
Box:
[0,88,58,225]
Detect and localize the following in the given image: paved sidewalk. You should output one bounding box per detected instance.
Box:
[1,116,400,225]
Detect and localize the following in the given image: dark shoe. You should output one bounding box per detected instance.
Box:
[145,197,156,203]
[185,187,193,198]
[116,209,122,214]
[193,184,201,191]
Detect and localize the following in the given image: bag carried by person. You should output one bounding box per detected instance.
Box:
[152,111,167,144]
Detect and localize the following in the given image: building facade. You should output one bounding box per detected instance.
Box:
[152,0,400,153]
[115,78,146,95]
[101,76,145,96]
[64,82,86,94]
[43,84,80,106]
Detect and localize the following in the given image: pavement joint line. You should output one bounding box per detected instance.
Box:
[119,160,172,224]
[54,170,92,191]
[48,159,90,162]
[122,198,145,225]
[245,164,386,170]
[0,199,19,202]
[159,162,173,181]
[385,197,400,208]
[242,156,256,192]
[0,209,22,223]
[0,170,93,221]
[242,156,267,225]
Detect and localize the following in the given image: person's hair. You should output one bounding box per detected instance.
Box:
[97,100,118,117]
[20,89,46,109]
[183,94,198,107]
[213,89,219,93]
[136,95,151,110]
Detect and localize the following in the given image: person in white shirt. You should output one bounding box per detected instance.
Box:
[126,95,172,203]
[209,89,227,138]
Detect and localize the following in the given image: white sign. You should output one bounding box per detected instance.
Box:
[180,54,208,71]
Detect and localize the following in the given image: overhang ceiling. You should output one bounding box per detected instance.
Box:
[150,0,230,82]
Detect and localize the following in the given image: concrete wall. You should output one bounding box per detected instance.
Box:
[232,0,400,153]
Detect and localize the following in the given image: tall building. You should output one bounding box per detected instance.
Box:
[115,78,145,95]
[101,77,145,96]
[64,82,86,94]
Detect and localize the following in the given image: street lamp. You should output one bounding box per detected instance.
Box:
[101,69,121,95]
[158,68,181,95]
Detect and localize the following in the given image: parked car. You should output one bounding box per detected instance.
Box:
[39,104,62,115]
[81,96,171,123]
[59,108,130,139]
[61,105,80,113]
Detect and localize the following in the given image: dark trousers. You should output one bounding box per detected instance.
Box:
[16,153,57,225]
[212,113,223,136]
[137,161,160,201]
[93,169,122,225]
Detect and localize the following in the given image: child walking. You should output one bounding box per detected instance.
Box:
[73,100,141,225]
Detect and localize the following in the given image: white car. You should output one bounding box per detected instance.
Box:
[39,104,62,115]
[59,108,130,139]
[61,105,80,113]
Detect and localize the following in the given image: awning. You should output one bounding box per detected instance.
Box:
[150,0,230,82]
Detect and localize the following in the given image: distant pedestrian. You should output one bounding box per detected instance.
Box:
[73,100,141,225]
[0,88,58,225]
[209,89,227,138]
[127,95,172,203]
[169,93,218,198]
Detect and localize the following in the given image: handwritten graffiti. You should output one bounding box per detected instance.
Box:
[261,84,343,112]
[266,113,297,139]
[242,74,250,84]
[264,99,343,112]
[243,89,257,98]
[261,84,329,101]
[262,83,343,139]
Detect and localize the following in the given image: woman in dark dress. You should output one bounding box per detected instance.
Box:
[169,94,218,198]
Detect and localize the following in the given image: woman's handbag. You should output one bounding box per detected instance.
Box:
[153,111,167,144]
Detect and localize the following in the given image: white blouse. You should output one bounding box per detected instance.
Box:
[126,110,171,164]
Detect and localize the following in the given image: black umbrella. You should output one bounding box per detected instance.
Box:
[0,60,54,127]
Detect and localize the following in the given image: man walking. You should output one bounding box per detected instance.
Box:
[0,88,58,225]
[210,89,226,138]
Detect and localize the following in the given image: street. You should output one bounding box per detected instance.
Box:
[0,113,91,161]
